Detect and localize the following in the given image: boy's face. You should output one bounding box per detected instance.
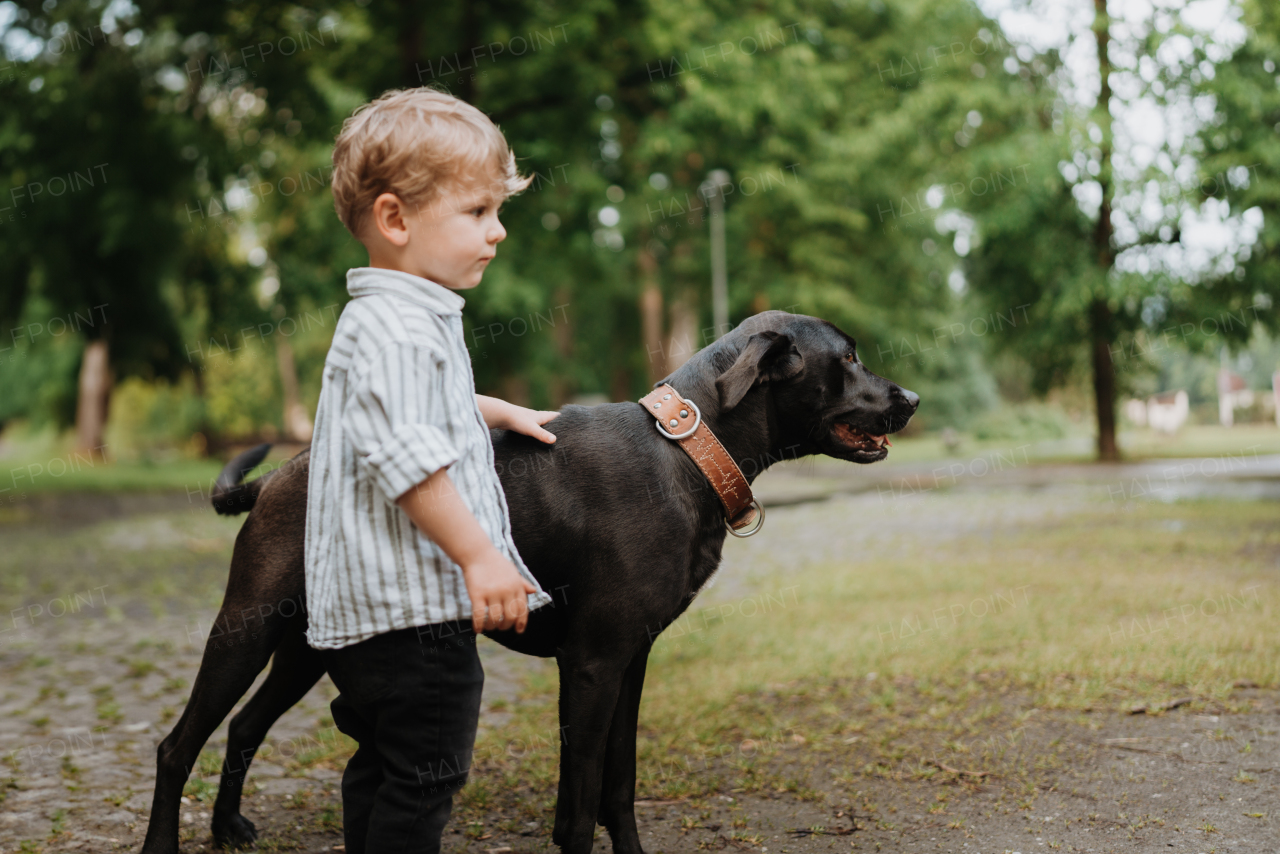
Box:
[409,182,507,290]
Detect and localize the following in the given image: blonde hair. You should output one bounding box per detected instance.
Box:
[331,87,532,237]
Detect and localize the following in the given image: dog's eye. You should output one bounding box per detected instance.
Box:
[844,353,855,363]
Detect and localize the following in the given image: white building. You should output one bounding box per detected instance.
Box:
[1147,390,1189,434]
[1123,397,1148,426]
[1125,391,1190,434]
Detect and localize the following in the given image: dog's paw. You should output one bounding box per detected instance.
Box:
[550,823,568,847]
[211,812,258,850]
[607,839,647,854]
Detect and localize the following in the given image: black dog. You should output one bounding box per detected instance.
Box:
[139,311,918,854]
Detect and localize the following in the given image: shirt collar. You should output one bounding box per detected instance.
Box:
[346,267,466,316]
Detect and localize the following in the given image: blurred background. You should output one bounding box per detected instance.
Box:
[1,0,1278,480]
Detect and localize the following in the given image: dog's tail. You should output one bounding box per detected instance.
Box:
[211,443,276,516]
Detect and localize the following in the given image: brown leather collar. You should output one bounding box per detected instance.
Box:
[639,383,764,536]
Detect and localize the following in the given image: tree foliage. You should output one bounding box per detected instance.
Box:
[1,0,1270,449]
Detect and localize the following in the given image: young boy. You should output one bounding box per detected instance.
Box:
[303,87,557,854]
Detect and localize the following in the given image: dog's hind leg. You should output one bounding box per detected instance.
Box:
[210,618,326,850]
[140,621,282,854]
[597,647,651,854]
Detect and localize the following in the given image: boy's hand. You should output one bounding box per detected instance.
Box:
[503,405,559,443]
[476,395,558,443]
[460,549,539,634]
[396,469,541,635]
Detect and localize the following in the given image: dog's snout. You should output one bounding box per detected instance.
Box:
[896,387,920,411]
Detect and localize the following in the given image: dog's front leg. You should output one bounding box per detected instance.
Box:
[597,647,650,854]
[552,651,630,854]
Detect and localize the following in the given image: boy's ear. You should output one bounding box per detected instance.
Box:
[370,193,410,246]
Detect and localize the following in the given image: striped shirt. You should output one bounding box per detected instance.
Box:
[303,267,553,650]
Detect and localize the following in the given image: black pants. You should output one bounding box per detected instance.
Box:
[319,620,484,854]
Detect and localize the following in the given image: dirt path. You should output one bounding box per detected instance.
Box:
[0,609,550,853]
[594,686,1280,854]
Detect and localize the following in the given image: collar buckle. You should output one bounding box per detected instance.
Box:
[653,398,702,440]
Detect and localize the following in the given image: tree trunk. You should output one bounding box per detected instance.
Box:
[549,286,574,408]
[610,365,632,403]
[276,337,313,442]
[75,338,111,453]
[1092,0,1119,461]
[1091,300,1118,460]
[639,248,666,383]
[499,375,530,408]
[459,0,478,103]
[188,359,217,457]
[665,296,699,372]
[397,0,424,88]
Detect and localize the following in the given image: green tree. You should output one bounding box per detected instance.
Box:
[170,0,1048,416]
[2,0,1065,444]
[0,0,253,448]
[955,0,1134,459]
[961,0,1279,459]
[577,0,1040,414]
[1175,0,1280,357]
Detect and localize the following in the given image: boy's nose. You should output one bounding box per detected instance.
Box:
[490,220,507,243]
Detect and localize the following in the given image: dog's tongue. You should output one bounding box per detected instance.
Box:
[833,423,892,449]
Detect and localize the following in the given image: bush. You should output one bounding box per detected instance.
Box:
[889,348,1002,432]
[104,375,206,461]
[201,341,284,441]
[968,402,1071,442]
[0,332,82,430]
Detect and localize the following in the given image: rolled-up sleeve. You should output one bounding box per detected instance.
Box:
[343,341,459,503]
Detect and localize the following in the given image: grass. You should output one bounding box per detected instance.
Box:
[0,428,301,500]
[182,748,230,802]
[1117,424,1280,459]
[0,455,225,498]
[659,497,1276,705]
[466,497,1278,805]
[704,505,1267,695]
[881,423,1280,466]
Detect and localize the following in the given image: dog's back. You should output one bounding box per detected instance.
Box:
[218,450,311,623]
[494,401,712,553]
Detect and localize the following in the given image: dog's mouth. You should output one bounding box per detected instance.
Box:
[828,421,892,462]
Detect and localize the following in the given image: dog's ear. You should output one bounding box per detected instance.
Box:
[716,331,803,411]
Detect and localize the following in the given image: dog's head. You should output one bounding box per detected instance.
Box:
[712,311,919,464]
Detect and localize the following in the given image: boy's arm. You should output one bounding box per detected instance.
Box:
[396,470,537,634]
[476,394,558,443]
[342,342,534,634]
